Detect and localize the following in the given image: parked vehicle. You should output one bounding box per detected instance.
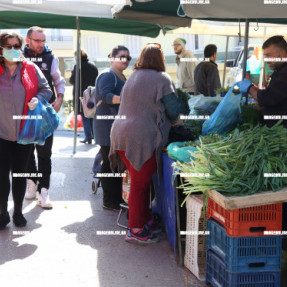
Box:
[226,45,273,86]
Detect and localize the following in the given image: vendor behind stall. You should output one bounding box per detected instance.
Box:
[236,35,287,128]
[235,35,287,253]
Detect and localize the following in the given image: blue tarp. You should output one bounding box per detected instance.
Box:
[152,153,177,256]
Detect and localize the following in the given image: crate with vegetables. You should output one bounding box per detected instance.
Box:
[170,84,287,201]
[168,85,261,163]
[173,122,287,202]
[167,85,287,286]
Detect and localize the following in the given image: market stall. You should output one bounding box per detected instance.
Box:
[159,82,287,286]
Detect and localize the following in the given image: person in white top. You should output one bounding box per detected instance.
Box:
[173,38,197,94]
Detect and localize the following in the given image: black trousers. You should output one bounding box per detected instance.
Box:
[0,138,33,213]
[26,134,53,192]
[100,146,123,206]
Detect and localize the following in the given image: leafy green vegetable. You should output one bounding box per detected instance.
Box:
[176,88,190,115]
[200,134,223,145]
[183,119,202,140]
[233,105,262,131]
[215,86,231,94]
[240,104,261,126]
[173,122,287,206]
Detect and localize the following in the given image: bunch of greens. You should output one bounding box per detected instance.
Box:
[215,86,231,94]
[200,134,223,145]
[234,105,262,132]
[173,122,287,205]
[183,119,203,140]
[240,104,261,126]
[176,88,190,115]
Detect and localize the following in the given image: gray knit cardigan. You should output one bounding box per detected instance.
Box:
[109,69,176,176]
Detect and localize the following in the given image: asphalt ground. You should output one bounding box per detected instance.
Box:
[0,130,206,287]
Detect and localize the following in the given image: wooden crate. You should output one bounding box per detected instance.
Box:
[207,187,287,210]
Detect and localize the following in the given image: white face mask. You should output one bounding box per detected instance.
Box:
[3,48,21,62]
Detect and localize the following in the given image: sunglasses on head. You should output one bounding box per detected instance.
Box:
[1,44,22,50]
[146,43,161,49]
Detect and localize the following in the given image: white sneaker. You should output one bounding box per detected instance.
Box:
[25,179,37,200]
[36,188,53,209]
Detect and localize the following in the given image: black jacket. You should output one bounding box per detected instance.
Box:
[70,58,98,114]
[257,62,287,128]
[194,60,221,97]
[24,45,56,103]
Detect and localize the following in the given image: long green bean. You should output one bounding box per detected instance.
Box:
[173,122,287,206]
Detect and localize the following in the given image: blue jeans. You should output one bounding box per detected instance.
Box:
[81,115,94,140]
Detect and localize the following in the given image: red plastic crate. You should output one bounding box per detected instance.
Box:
[207,198,282,237]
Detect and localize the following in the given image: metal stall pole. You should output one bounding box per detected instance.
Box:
[259,26,267,89]
[242,19,250,105]
[222,35,230,88]
[73,16,81,154]
[242,19,250,80]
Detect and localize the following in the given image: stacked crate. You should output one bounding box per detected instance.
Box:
[206,198,283,287]
[184,195,207,281]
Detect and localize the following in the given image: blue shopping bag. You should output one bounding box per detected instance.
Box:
[18,98,59,145]
[202,85,242,136]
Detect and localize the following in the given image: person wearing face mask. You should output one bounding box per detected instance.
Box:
[93,45,131,211]
[0,31,52,229]
[23,26,66,209]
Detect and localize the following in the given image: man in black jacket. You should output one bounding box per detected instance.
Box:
[236,35,287,259]
[69,49,98,144]
[24,26,66,209]
[194,44,221,97]
[237,36,287,128]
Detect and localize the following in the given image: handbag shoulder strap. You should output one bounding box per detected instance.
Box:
[108,69,118,88]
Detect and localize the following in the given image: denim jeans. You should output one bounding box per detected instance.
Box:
[81,115,94,140]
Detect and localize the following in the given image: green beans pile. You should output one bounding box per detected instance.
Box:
[173,122,287,204]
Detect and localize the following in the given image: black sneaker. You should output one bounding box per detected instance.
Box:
[12,212,27,227]
[0,212,10,230]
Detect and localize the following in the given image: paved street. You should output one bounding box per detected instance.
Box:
[0,130,206,287]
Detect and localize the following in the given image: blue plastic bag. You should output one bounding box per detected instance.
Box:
[18,98,59,145]
[167,141,198,162]
[202,85,242,136]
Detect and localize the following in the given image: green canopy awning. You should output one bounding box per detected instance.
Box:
[0,11,169,37]
[115,0,191,28]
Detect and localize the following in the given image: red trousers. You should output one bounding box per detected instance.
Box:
[117,150,157,229]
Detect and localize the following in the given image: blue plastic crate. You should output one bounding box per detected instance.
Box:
[207,219,282,273]
[206,250,281,287]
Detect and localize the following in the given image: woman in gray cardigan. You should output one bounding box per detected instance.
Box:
[110,44,179,244]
